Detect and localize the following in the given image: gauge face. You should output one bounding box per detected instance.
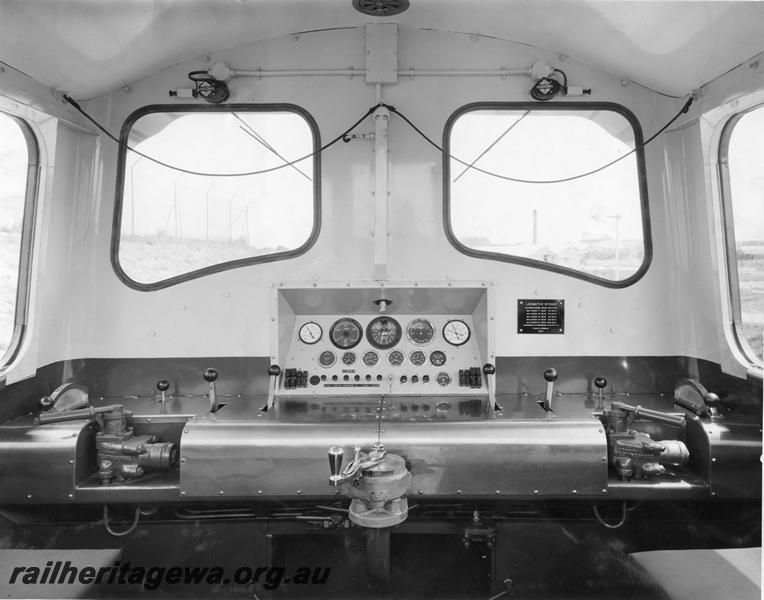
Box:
[387,350,405,366]
[298,321,322,344]
[443,319,471,346]
[362,350,379,366]
[410,350,426,366]
[330,318,363,349]
[366,316,402,349]
[429,350,447,366]
[318,350,336,368]
[342,351,356,366]
[407,318,435,345]
[436,372,451,387]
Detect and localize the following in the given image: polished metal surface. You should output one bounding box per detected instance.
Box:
[0,419,95,502]
[180,418,607,498]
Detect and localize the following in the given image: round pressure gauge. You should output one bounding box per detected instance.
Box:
[318,350,336,368]
[366,316,402,349]
[298,321,322,344]
[410,350,426,366]
[330,318,363,349]
[342,351,356,366]
[443,319,471,346]
[429,350,447,367]
[407,318,435,345]
[387,350,405,366]
[362,350,379,366]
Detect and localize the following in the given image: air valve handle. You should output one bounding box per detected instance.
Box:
[267,364,281,410]
[539,368,557,414]
[328,446,344,486]
[203,368,218,413]
[483,363,497,413]
[594,376,607,411]
[157,380,170,414]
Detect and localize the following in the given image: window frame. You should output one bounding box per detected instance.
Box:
[112,103,321,291]
[443,101,652,288]
[718,105,763,365]
[0,112,39,366]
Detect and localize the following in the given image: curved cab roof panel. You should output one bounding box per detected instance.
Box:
[1,0,763,99]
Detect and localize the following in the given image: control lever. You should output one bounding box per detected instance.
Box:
[537,368,557,415]
[328,446,344,486]
[267,364,281,410]
[36,404,124,425]
[483,363,498,412]
[594,376,607,411]
[157,380,170,414]
[608,401,686,430]
[327,443,386,486]
[204,368,224,413]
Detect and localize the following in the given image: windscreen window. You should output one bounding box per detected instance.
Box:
[447,106,648,285]
[117,108,317,286]
[723,106,764,362]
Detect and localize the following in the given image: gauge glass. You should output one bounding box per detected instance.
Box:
[410,350,426,366]
[366,317,402,349]
[429,350,447,366]
[387,350,405,366]
[298,321,322,344]
[436,372,451,387]
[318,350,336,368]
[443,319,471,346]
[407,318,435,345]
[330,318,363,349]
[363,351,379,366]
[342,351,356,366]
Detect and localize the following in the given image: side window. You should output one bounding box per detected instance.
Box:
[722,106,764,363]
[116,106,318,288]
[0,112,36,362]
[446,105,649,286]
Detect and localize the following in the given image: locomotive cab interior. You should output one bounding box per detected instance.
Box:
[0,1,761,598]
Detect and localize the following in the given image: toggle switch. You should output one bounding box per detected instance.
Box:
[594,376,607,411]
[157,380,170,414]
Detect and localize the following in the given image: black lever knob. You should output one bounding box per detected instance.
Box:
[203,368,218,382]
[157,380,170,392]
[544,368,558,382]
[267,365,281,377]
[594,377,607,389]
[483,363,496,375]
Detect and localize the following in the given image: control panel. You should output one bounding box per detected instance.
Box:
[273,285,491,397]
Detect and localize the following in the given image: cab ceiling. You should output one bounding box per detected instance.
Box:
[1,0,762,100]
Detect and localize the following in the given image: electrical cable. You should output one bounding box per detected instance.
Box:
[382,95,693,184]
[592,502,628,529]
[62,95,376,178]
[103,505,141,537]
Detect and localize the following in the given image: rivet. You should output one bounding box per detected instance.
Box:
[711,457,716,463]
[602,489,607,494]
[219,490,224,495]
[495,490,500,495]
[68,459,74,464]
[180,491,186,497]
[68,494,73,499]
[602,457,607,462]
[180,457,186,463]
[598,429,603,433]
[184,430,189,434]
[457,489,462,495]
[572,489,577,494]
[711,491,716,497]
[72,433,77,437]
[146,418,151,423]
[296,490,302,495]
[258,490,263,495]
[27,494,32,499]
[418,490,423,495]
[533,490,539,495]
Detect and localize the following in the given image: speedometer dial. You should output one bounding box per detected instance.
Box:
[387,350,405,366]
[330,318,363,349]
[407,318,435,344]
[443,319,471,346]
[362,351,379,366]
[366,317,402,349]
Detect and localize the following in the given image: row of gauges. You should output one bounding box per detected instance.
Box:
[317,348,448,369]
[298,317,470,349]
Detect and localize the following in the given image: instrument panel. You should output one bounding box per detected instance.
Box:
[280,314,486,396]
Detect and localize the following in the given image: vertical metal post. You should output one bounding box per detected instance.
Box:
[373,106,390,281]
